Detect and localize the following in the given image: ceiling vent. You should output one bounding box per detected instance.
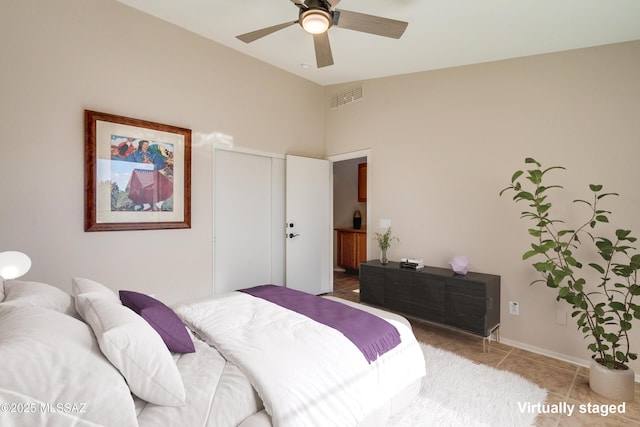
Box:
[330,86,363,110]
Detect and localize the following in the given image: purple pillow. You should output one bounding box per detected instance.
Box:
[119,290,195,353]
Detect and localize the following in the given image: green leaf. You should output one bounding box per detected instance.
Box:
[527,170,543,184]
[597,192,619,200]
[565,256,580,267]
[525,158,541,166]
[499,186,512,197]
[615,229,631,239]
[533,261,553,272]
[609,301,626,312]
[574,280,583,292]
[522,250,538,260]
[589,184,603,192]
[537,204,552,214]
[621,321,632,331]
[511,170,524,183]
[596,215,609,223]
[541,167,565,179]
[528,228,542,237]
[589,263,605,274]
[515,191,534,201]
[616,351,628,363]
[603,333,619,343]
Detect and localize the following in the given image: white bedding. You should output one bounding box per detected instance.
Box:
[175,292,426,427]
[136,335,263,427]
[1,278,424,427]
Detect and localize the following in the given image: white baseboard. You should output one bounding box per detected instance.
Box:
[499,337,640,383]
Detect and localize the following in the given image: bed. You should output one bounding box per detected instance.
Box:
[0,277,426,427]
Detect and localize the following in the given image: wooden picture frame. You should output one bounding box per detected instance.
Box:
[84,110,191,231]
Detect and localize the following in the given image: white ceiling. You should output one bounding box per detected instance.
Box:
[117,0,640,86]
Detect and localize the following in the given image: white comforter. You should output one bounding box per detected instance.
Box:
[176,292,425,427]
[136,334,263,427]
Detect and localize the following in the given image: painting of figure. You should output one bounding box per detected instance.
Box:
[108,135,175,212]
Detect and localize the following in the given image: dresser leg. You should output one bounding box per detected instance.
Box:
[482,324,500,353]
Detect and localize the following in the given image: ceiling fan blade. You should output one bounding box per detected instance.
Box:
[236,20,298,43]
[313,32,334,68]
[334,9,408,39]
[290,0,308,8]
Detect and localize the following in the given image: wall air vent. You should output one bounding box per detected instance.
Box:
[330,86,363,110]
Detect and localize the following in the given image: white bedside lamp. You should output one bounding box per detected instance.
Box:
[0,251,32,280]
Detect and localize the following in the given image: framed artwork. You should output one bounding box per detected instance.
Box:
[84,110,191,231]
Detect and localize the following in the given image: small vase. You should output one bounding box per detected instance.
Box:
[589,358,635,401]
[380,248,388,265]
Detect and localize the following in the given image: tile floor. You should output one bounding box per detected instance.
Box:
[330,271,640,426]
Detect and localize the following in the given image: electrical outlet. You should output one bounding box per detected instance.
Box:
[509,301,520,316]
[556,310,567,326]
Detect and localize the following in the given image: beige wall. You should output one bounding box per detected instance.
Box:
[0,0,324,303]
[325,41,640,370]
[2,0,640,372]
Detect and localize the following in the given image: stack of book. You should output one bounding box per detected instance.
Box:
[400,258,424,270]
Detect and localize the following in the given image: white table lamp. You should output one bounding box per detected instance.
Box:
[0,251,32,280]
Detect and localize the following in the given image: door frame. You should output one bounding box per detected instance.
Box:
[327,149,371,278]
[213,144,371,295]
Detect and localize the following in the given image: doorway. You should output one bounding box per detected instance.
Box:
[329,150,370,288]
[214,149,332,296]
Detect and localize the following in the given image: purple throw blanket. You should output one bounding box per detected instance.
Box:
[239,285,401,363]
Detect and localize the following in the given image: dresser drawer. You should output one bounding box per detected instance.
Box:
[446,277,485,297]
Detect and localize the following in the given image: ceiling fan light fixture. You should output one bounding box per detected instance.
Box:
[300,9,332,34]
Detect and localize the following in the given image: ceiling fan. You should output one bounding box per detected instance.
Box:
[236,0,409,68]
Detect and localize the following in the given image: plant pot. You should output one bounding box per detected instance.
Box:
[589,358,635,401]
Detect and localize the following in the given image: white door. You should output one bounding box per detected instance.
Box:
[285,155,332,295]
[214,149,285,294]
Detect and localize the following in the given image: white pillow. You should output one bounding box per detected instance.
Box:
[72,277,120,320]
[82,294,186,406]
[1,280,79,318]
[0,304,138,426]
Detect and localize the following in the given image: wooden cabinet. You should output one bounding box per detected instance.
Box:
[360,261,500,338]
[358,163,367,202]
[336,228,367,271]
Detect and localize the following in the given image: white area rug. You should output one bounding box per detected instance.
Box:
[388,343,548,427]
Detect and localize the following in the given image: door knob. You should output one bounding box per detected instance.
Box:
[287,233,300,239]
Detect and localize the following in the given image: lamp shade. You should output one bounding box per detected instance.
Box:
[300,10,331,34]
[0,251,32,280]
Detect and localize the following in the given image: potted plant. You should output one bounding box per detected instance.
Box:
[500,158,639,401]
[374,227,399,265]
